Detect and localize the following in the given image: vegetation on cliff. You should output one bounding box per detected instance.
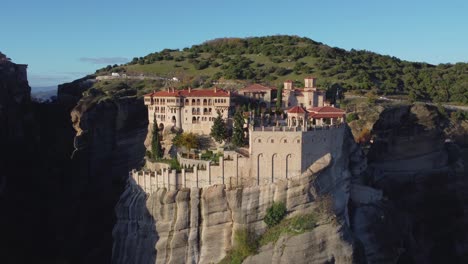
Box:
[94,35,467,104]
[232,108,245,147]
[151,115,163,160]
[211,111,228,143]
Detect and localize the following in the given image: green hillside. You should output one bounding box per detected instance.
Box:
[95,35,468,104]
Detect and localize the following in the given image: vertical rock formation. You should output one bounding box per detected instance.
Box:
[351,104,468,263]
[64,94,148,263]
[112,127,367,263]
[0,56,149,263]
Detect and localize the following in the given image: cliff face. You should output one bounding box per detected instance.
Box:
[0,59,149,263]
[63,95,148,263]
[112,127,367,264]
[350,104,468,263]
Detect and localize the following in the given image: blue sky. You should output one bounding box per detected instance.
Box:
[2,0,468,88]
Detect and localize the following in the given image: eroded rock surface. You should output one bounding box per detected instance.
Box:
[112,127,367,264]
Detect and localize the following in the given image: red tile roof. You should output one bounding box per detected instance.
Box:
[145,88,230,98]
[287,106,306,114]
[308,106,345,119]
[307,106,345,113]
[309,112,345,119]
[239,84,276,92]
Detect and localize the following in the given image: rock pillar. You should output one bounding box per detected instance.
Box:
[208,162,211,185]
[194,166,198,188]
[171,170,177,189]
[182,169,186,188]
[220,156,224,185]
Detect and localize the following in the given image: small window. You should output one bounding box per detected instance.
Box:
[284,139,287,143]
[271,139,274,143]
[258,139,262,143]
[297,140,300,143]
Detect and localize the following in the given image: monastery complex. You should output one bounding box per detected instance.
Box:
[134,77,347,192]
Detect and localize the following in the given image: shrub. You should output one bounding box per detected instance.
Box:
[169,158,181,172]
[219,229,258,264]
[346,112,359,123]
[450,110,467,121]
[264,202,287,228]
[259,213,317,246]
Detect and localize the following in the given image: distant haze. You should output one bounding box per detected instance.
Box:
[31,86,57,101]
[31,85,57,92]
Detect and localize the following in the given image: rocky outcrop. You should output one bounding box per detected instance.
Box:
[350,104,468,263]
[1,57,149,263]
[66,95,148,262]
[57,75,95,105]
[244,224,361,264]
[0,61,31,147]
[112,126,367,263]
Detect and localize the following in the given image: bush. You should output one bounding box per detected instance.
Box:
[169,158,181,172]
[450,110,467,121]
[219,229,258,264]
[264,202,287,227]
[346,112,359,123]
[259,213,317,246]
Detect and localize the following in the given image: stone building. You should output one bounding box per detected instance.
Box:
[144,87,232,134]
[283,77,326,109]
[308,106,346,125]
[138,77,347,189]
[238,83,277,109]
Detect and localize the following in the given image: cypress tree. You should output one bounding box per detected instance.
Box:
[151,115,163,160]
[232,109,245,147]
[210,110,227,143]
[276,86,283,112]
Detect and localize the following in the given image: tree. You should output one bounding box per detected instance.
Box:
[276,85,283,112]
[151,115,163,160]
[210,111,227,143]
[173,132,199,152]
[264,202,287,227]
[232,109,245,147]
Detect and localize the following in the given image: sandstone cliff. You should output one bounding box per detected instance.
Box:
[350,104,468,263]
[3,58,467,264]
[112,126,368,264]
[65,94,148,262]
[1,60,149,263]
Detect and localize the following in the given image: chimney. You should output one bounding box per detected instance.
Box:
[305,77,316,88]
[172,87,175,93]
[188,87,191,93]
[284,80,293,90]
[214,87,217,93]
